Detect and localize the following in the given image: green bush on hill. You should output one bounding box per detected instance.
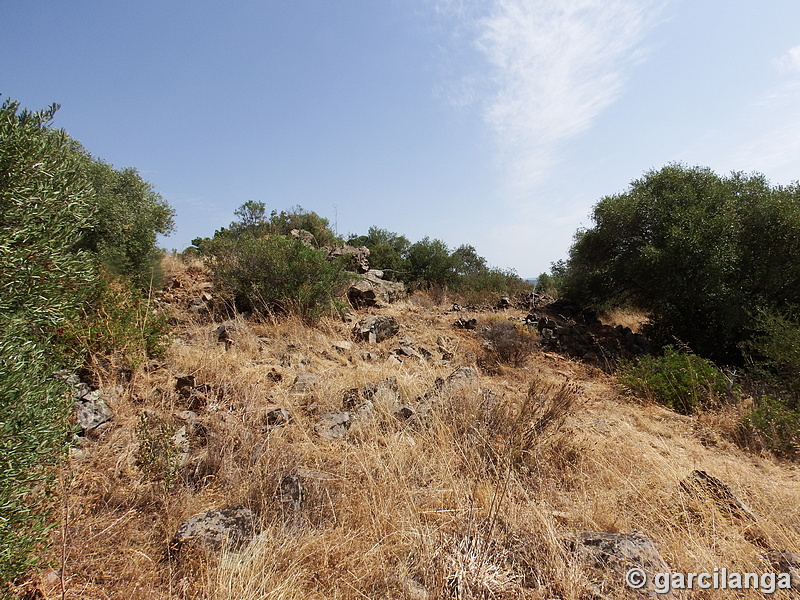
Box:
[202,231,353,322]
[559,163,800,365]
[618,346,731,415]
[0,97,173,590]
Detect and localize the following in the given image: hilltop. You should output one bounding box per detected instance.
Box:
[21,255,800,600]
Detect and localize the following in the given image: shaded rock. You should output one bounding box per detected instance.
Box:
[454,317,477,330]
[352,315,400,343]
[348,271,406,307]
[394,404,416,421]
[213,320,238,343]
[170,505,257,555]
[292,372,319,394]
[569,531,674,599]
[264,406,291,427]
[679,470,756,522]
[187,297,210,316]
[277,474,306,511]
[766,550,800,590]
[315,412,352,440]
[495,296,511,310]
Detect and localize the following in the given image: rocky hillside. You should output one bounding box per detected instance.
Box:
[22,257,800,600]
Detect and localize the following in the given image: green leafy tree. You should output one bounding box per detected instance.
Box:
[347,226,410,279]
[0,97,173,589]
[0,98,95,588]
[406,237,458,287]
[560,163,800,363]
[232,200,268,234]
[73,150,174,290]
[452,244,488,276]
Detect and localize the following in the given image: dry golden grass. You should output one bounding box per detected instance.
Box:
[26,259,800,599]
[600,307,649,334]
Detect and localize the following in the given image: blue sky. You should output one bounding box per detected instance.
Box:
[3,1,800,277]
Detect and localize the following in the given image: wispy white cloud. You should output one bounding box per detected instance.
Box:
[435,0,665,198]
[775,44,800,74]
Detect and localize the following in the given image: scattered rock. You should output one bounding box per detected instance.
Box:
[569,531,674,599]
[315,412,352,440]
[766,550,800,590]
[212,319,250,349]
[352,315,400,343]
[73,387,113,433]
[454,317,477,330]
[170,505,257,555]
[679,470,756,522]
[264,406,291,427]
[277,475,306,511]
[292,372,319,394]
[332,340,353,352]
[495,297,512,310]
[290,228,317,247]
[328,244,371,273]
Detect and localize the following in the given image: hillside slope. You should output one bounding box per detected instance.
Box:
[23,258,800,600]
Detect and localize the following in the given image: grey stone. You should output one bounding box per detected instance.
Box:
[569,531,674,599]
[328,244,370,273]
[171,505,257,555]
[291,372,319,393]
[352,315,400,343]
[348,271,406,307]
[315,412,351,440]
[74,391,113,432]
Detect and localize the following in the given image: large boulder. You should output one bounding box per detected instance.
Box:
[352,315,400,343]
[328,245,371,273]
[348,270,406,308]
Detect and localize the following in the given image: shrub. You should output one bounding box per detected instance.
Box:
[481,319,538,367]
[739,395,800,459]
[618,346,731,414]
[208,234,354,321]
[746,306,800,404]
[54,271,169,371]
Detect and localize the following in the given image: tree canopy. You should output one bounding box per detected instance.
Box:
[559,163,800,363]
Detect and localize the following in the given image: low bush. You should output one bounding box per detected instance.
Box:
[746,306,800,405]
[618,346,731,414]
[208,234,354,322]
[481,319,538,367]
[738,395,800,460]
